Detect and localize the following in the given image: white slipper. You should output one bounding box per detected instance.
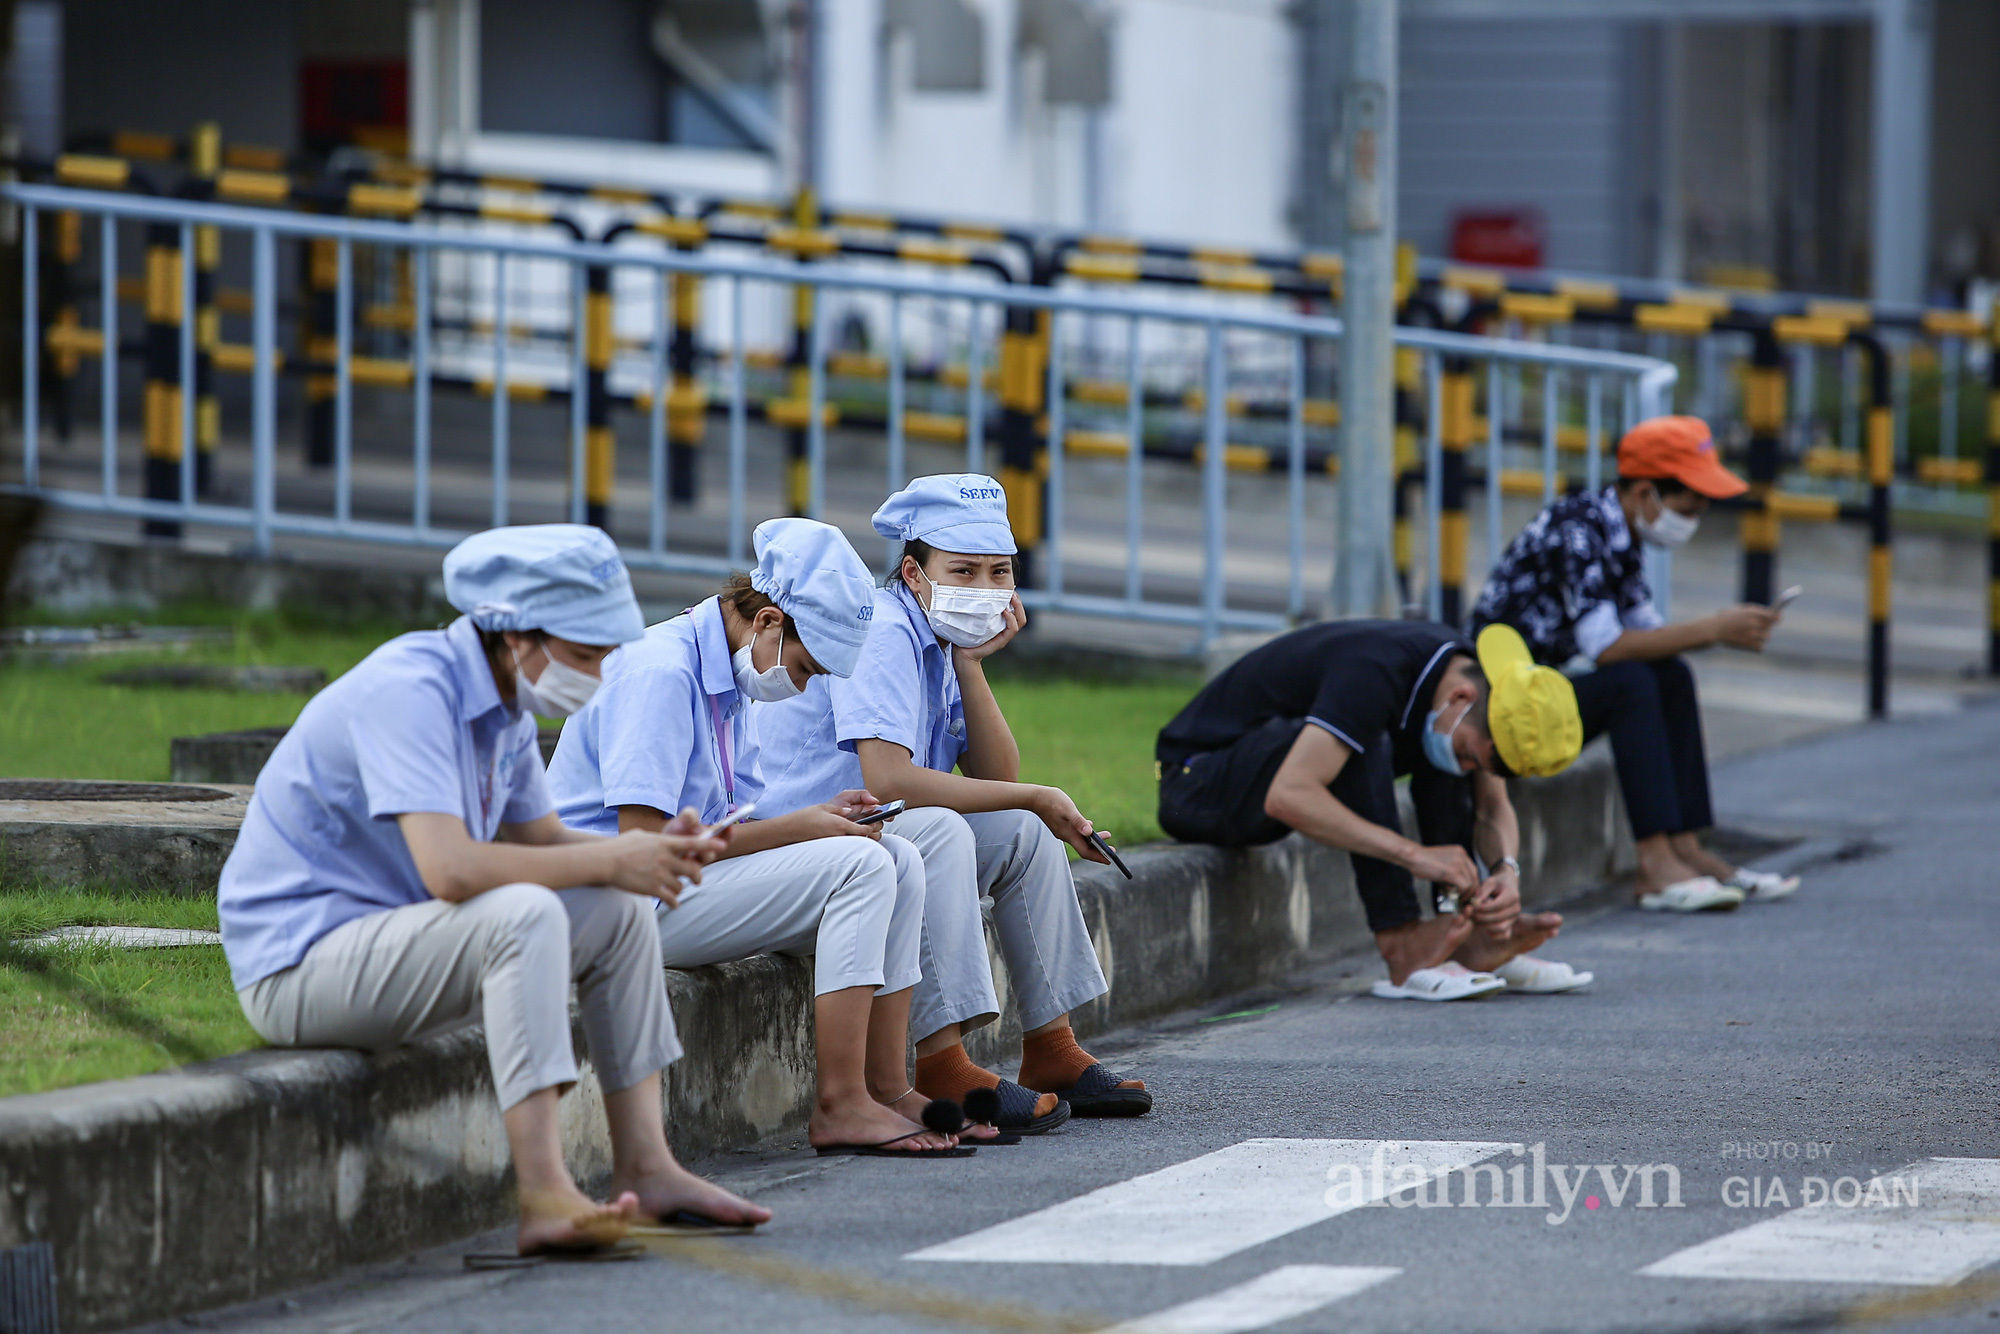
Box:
[1638,876,1745,913]
[1370,962,1506,1002]
[1726,868,1800,901]
[1493,955,1594,993]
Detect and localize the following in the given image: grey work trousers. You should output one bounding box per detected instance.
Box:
[887,806,1108,1042]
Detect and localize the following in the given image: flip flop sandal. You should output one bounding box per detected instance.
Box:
[1369,962,1506,1002]
[815,1099,978,1158]
[463,1240,649,1270]
[1639,877,1745,913]
[1035,1063,1152,1118]
[1493,955,1595,994]
[964,1081,1067,1137]
[813,1134,978,1159]
[630,1210,761,1237]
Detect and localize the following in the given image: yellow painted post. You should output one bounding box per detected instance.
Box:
[1438,364,1473,624]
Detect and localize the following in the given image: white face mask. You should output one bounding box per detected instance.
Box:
[733,623,802,702]
[513,643,601,719]
[914,566,1014,649]
[1636,500,1699,550]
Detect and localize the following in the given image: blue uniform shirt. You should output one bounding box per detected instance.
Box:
[218,617,551,990]
[548,596,763,835]
[754,582,966,815]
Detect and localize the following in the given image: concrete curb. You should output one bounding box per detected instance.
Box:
[0,748,1633,1332]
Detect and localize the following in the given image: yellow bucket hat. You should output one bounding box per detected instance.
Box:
[1475,624,1582,778]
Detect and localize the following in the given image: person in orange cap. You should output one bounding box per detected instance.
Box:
[1473,414,1800,914]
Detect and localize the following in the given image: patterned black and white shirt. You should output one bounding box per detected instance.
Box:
[1471,485,1664,666]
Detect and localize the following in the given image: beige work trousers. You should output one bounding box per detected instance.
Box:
[239,883,680,1112]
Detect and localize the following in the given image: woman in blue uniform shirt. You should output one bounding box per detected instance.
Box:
[754,477,1153,1131]
[219,524,770,1258]
[548,517,970,1158]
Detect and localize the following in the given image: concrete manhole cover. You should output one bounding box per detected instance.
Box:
[0,780,236,803]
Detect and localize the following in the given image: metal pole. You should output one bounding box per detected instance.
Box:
[1541,366,1558,505]
[1424,349,1442,622]
[413,246,432,532]
[1485,357,1503,583]
[1200,320,1227,646]
[251,226,276,557]
[651,269,670,555]
[1586,375,1603,493]
[1045,308,1067,596]
[21,207,37,490]
[334,238,353,526]
[728,275,747,567]
[1333,0,1398,618]
[966,300,985,474]
[100,215,117,499]
[806,290,828,518]
[1288,336,1307,621]
[1124,314,1144,607]
[569,263,587,526]
[492,253,509,528]
[178,221,196,509]
[886,292,905,572]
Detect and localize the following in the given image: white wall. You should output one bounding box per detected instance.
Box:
[822,0,1297,251]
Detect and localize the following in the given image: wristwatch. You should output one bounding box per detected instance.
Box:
[1496,856,1521,876]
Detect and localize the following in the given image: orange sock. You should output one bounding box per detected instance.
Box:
[916,1042,1060,1119]
[913,1042,1000,1104]
[1019,1025,1148,1093]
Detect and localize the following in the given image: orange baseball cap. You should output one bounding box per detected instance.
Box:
[1616,416,1747,499]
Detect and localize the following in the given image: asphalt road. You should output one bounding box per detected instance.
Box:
[153,695,2000,1334]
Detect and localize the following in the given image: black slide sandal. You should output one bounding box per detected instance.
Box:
[959,1086,1023,1144]
[970,1081,1069,1137]
[1044,1063,1153,1117]
[463,1240,649,1270]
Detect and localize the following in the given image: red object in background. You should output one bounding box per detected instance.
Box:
[300,61,408,154]
[1449,209,1547,270]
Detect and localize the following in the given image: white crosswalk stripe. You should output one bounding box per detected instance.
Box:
[908,1138,1513,1266]
[1639,1158,2000,1286]
[1091,1265,1402,1334]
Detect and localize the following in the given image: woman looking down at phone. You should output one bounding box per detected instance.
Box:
[546,518,971,1158]
[219,525,765,1258]
[753,476,1152,1131]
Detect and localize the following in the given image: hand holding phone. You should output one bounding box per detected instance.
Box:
[1772,585,1803,613]
[855,799,906,826]
[694,802,756,840]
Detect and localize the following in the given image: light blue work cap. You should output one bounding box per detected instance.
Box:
[749,518,876,678]
[443,524,645,646]
[870,473,1017,556]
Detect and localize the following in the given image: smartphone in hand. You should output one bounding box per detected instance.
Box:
[854,799,906,826]
[1087,830,1132,879]
[694,802,756,840]
[1772,585,1803,612]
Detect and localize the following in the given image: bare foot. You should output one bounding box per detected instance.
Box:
[1455,911,1563,971]
[810,1098,957,1154]
[609,1160,772,1228]
[516,1185,639,1256]
[1633,837,1706,900]
[1670,836,1738,883]
[1376,913,1474,986]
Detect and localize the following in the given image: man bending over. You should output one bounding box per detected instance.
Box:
[1156,621,1586,1000]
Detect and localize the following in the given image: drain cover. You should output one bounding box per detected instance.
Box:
[0,779,235,803]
